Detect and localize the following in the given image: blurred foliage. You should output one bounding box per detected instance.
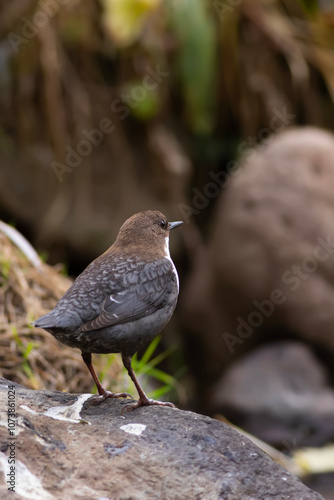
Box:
[102,0,162,47]
[83,335,185,403]
[0,0,333,257]
[0,0,333,151]
[0,0,333,346]
[169,0,217,134]
[110,334,186,402]
[0,6,332,240]
[0,226,87,392]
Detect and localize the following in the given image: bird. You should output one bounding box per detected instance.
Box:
[33,210,183,411]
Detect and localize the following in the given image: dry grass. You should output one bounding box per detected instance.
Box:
[0,226,123,394]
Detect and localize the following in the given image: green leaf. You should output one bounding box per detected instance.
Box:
[101,0,161,47]
[147,384,172,399]
[139,335,161,365]
[98,353,118,384]
[11,326,22,347]
[23,342,34,360]
[168,0,217,134]
[125,335,182,401]
[0,258,10,281]
[122,81,160,121]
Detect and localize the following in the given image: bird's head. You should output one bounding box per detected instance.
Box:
[113,210,183,257]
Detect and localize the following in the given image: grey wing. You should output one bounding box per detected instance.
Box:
[80,259,176,332]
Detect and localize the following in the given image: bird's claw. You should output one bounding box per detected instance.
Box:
[121,397,176,414]
[90,391,133,406]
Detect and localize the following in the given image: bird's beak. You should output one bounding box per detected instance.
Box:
[169,221,183,230]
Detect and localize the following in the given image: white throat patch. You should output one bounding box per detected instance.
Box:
[164,236,171,258]
[164,236,179,291]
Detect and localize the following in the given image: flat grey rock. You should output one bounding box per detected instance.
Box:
[210,342,334,447]
[0,377,323,500]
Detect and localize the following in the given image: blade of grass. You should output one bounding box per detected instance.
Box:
[139,335,161,365]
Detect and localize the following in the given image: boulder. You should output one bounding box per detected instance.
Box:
[182,127,334,376]
[209,342,334,448]
[0,377,323,500]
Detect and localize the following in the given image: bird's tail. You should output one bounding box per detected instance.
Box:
[32,312,56,329]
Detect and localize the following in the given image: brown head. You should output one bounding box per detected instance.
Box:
[113,210,183,258]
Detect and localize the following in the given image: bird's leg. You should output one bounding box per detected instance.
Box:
[121,353,176,412]
[81,352,133,404]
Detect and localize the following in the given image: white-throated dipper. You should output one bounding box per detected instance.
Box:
[33,211,182,411]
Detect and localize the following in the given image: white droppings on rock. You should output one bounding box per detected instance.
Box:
[0,416,8,428]
[42,394,92,424]
[20,394,92,424]
[120,423,146,436]
[20,405,38,414]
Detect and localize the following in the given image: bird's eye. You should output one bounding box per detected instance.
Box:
[158,219,167,230]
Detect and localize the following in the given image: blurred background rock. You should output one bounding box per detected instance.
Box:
[1,0,334,496]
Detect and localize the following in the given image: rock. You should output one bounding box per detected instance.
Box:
[182,127,334,376]
[0,377,323,500]
[209,342,334,448]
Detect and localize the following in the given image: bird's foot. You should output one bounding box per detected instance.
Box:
[90,390,133,406]
[122,395,176,413]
